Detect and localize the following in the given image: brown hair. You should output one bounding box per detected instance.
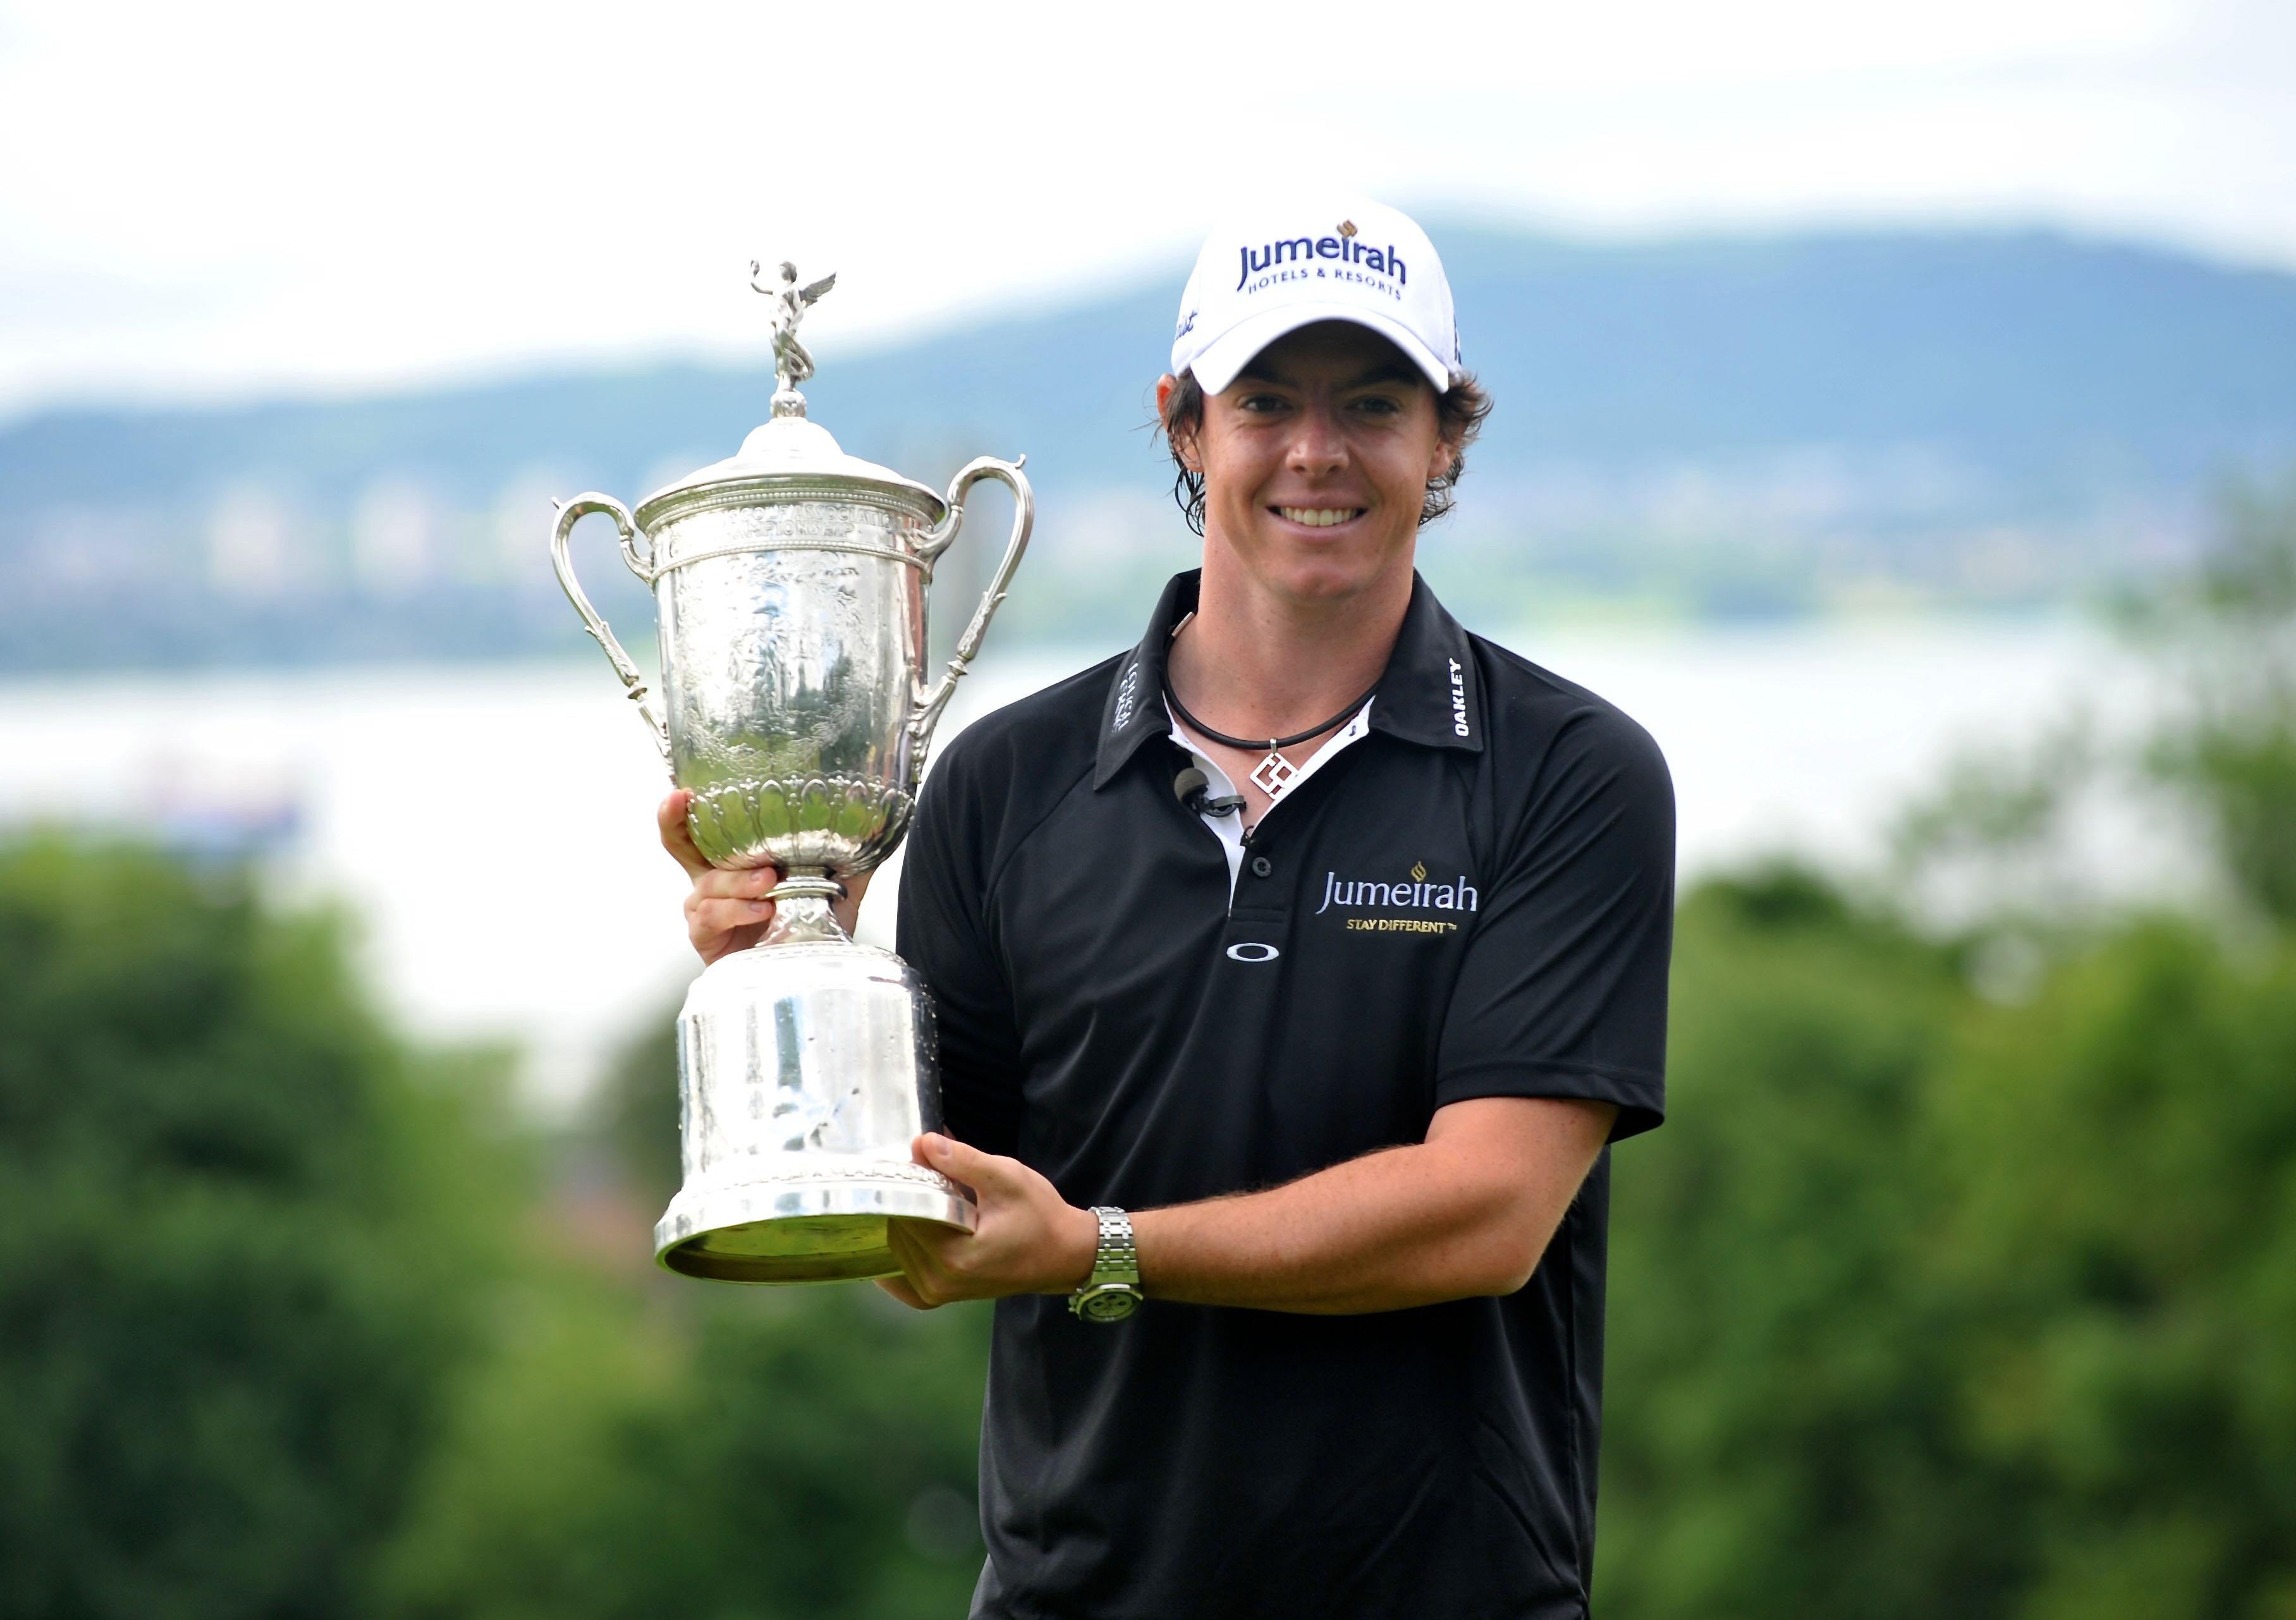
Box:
[1154,364,1493,537]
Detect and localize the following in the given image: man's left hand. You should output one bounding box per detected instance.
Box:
[877,1134,1099,1310]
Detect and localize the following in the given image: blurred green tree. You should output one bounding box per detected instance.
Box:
[379,1002,992,1620]
[1597,874,2296,1620]
[1937,920,2296,1619]
[1588,478,2296,1618]
[383,1284,992,1620]
[1593,866,2015,1620]
[594,1011,680,1212]
[0,836,510,1620]
[2140,471,2296,923]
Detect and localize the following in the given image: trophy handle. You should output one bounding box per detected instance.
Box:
[550,493,671,764]
[910,455,1034,750]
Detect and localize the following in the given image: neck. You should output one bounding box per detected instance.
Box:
[1166,544,1413,740]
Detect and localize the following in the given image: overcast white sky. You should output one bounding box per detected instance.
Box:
[1,0,2290,418]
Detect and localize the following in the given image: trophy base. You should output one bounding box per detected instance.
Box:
[654,1167,977,1284]
[656,884,975,1284]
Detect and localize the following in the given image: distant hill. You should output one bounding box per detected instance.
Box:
[6,226,2295,669]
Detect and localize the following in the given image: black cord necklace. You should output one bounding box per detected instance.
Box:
[1163,675,1379,796]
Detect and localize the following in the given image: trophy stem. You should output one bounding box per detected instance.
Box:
[759,869,851,947]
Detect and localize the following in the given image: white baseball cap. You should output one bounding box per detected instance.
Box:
[1171,194,1462,396]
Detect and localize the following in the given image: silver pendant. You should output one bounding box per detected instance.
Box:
[1249,750,1297,795]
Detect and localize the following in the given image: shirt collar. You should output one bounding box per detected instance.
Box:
[1365,570,1487,757]
[1092,569,1483,791]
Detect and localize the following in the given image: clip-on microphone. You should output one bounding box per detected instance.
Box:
[1173,766,1247,820]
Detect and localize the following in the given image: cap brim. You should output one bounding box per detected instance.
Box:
[1187,303,1453,396]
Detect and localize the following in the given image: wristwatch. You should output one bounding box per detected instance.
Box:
[1068,1206,1144,1322]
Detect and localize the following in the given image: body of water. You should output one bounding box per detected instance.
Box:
[0,616,2140,1110]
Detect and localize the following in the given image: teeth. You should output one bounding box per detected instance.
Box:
[1278,507,1359,528]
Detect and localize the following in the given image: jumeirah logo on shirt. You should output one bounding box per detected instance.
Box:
[1317,861,1479,927]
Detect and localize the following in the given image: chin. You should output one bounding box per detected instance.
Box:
[1279,557,1369,592]
[1273,533,1413,597]
[1263,551,1392,604]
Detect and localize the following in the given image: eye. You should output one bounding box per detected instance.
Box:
[1350,394,1405,417]
[1237,391,1290,413]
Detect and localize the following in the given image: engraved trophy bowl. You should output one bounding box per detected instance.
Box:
[550,262,1032,1282]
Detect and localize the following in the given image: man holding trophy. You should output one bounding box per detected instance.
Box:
[663,198,1675,1618]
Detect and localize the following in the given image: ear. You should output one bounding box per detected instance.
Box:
[1157,373,1203,473]
[1424,406,1461,485]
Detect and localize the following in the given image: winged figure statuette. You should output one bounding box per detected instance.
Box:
[750,259,838,397]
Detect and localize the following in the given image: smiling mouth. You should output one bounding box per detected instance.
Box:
[1273,506,1366,528]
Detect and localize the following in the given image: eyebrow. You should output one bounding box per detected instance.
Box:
[1233,360,1424,390]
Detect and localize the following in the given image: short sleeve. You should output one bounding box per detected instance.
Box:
[896,751,1025,1158]
[1435,706,1675,1140]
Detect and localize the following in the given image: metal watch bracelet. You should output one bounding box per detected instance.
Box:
[1068,1205,1144,1323]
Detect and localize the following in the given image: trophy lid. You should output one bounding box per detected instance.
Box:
[633,262,946,530]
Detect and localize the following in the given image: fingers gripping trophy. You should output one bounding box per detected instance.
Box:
[549,264,1032,1282]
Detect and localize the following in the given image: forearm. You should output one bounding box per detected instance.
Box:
[1130,1097,1615,1315]
[1132,1145,1525,1313]
[877,1097,1613,1315]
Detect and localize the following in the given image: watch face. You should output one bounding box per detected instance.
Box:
[1078,1285,1140,1322]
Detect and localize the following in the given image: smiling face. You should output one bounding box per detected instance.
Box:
[1163,321,1458,607]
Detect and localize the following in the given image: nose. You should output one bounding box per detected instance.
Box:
[1284,399,1347,477]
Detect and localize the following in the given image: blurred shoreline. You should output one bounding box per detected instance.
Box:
[0,613,2146,1112]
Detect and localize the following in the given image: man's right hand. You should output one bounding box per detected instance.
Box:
[659,790,785,965]
[659,789,871,964]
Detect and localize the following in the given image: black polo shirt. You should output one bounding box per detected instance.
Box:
[898,569,1674,1620]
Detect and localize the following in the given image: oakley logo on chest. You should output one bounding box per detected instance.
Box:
[1225,942,1281,963]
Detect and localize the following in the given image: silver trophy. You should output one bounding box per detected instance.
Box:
[551,262,1031,1282]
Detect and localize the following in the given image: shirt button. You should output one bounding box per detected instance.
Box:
[1249,855,1273,879]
